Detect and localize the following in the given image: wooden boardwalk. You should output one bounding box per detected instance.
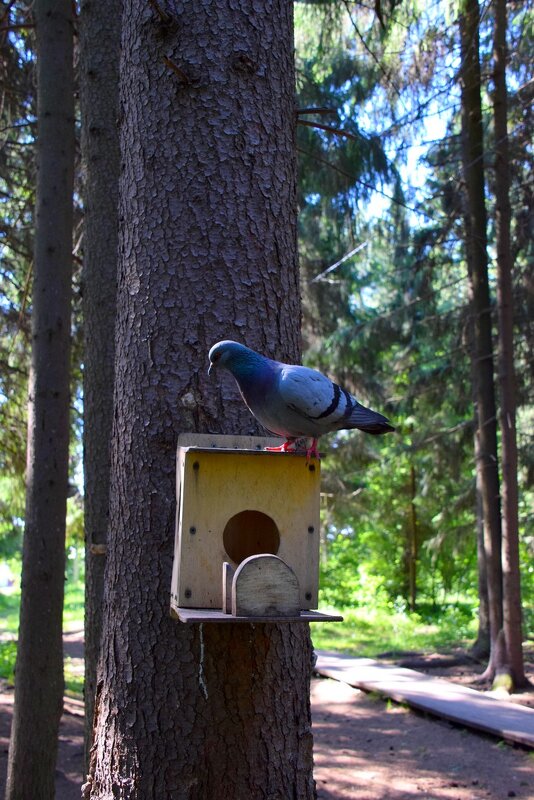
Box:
[315,651,534,749]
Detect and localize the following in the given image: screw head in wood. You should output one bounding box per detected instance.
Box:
[184,588,192,599]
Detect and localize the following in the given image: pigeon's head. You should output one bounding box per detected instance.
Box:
[208,340,252,376]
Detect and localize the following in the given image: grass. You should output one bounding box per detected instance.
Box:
[312,604,478,656]
[0,644,84,697]
[0,592,21,635]
[64,656,84,698]
[63,581,84,630]
[0,578,85,693]
[0,580,84,634]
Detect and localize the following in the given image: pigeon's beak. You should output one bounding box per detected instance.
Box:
[208,362,213,377]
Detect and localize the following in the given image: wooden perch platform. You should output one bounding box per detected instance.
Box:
[172,608,343,624]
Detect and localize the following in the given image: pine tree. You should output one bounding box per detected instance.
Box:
[84,1,314,796]
[6,1,74,797]
[79,0,122,760]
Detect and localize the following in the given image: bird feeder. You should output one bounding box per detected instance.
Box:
[170,433,342,623]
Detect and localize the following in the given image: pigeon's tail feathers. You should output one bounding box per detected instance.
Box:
[346,403,395,435]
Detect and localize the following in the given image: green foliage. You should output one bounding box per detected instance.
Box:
[296,0,533,643]
[0,14,35,482]
[0,476,25,558]
[320,533,391,609]
[0,640,17,684]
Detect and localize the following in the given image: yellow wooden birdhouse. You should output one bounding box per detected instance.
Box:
[170,433,342,623]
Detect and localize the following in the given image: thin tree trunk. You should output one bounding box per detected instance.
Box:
[5,2,74,798]
[79,0,122,764]
[492,0,528,689]
[459,0,503,682]
[471,446,490,658]
[408,464,417,612]
[84,1,314,797]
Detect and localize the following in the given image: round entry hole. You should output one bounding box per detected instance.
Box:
[223,510,280,564]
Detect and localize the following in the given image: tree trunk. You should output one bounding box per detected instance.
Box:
[459,0,503,682]
[471,449,490,659]
[408,464,417,612]
[492,0,528,689]
[79,0,122,764]
[5,2,74,798]
[84,2,314,798]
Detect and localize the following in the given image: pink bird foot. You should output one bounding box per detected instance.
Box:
[305,439,320,462]
[265,439,297,453]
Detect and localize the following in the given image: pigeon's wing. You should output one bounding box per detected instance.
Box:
[277,364,395,435]
[277,365,352,428]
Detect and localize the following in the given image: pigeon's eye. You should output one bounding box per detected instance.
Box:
[212,352,221,362]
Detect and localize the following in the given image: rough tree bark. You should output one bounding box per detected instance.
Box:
[79,0,122,762]
[5,2,74,798]
[492,0,528,689]
[84,1,315,798]
[459,0,503,681]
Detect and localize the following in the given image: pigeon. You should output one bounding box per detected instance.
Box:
[208,340,395,459]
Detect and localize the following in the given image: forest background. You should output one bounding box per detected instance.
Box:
[0,0,532,726]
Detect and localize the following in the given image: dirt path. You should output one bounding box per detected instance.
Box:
[312,677,532,799]
[1,638,533,799]
[0,689,84,800]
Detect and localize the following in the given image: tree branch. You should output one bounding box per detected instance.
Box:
[148,0,171,24]
[163,56,190,83]
[0,23,35,32]
[297,118,359,142]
